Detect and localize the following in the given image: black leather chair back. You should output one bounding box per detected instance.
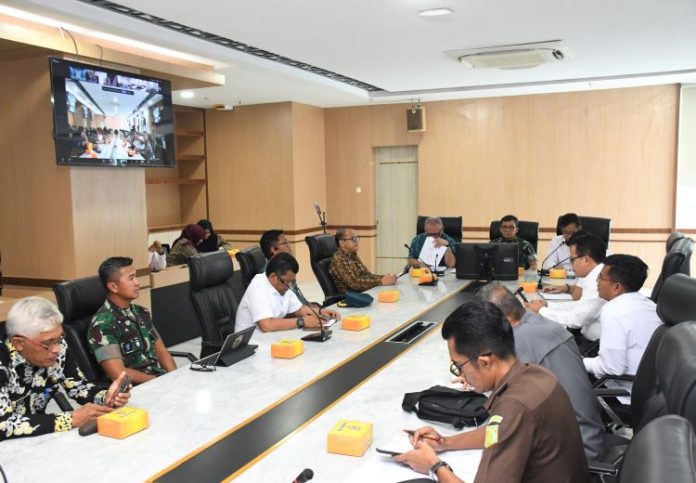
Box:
[631,274,696,430]
[489,220,539,252]
[618,415,696,483]
[657,321,696,429]
[53,276,108,383]
[416,216,463,242]
[666,232,688,251]
[188,252,239,358]
[236,246,266,289]
[557,216,611,249]
[306,234,341,301]
[651,237,694,302]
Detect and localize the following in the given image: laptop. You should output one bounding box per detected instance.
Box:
[192,326,258,368]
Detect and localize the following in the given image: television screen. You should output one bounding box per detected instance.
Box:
[455,242,519,281]
[49,57,175,168]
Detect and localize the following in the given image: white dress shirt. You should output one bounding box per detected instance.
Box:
[540,263,605,340]
[235,273,303,332]
[148,250,167,271]
[584,291,663,403]
[543,234,572,270]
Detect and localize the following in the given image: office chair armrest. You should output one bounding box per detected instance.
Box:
[592,374,635,388]
[587,461,618,476]
[53,392,74,412]
[170,350,197,363]
[595,387,631,398]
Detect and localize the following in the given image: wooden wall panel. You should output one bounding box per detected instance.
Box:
[291,102,327,231]
[70,168,149,276]
[0,56,76,280]
[206,103,294,231]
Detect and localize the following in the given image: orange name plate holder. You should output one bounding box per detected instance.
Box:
[271,339,305,359]
[327,419,373,456]
[378,290,400,302]
[97,407,149,439]
[341,315,371,331]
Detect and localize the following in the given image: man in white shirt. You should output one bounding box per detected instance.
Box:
[526,233,606,344]
[584,254,663,403]
[235,253,341,332]
[543,213,581,271]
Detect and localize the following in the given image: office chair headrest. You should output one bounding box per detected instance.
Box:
[656,322,696,416]
[54,276,107,322]
[657,274,696,326]
[188,251,234,291]
[308,235,337,260]
[666,232,688,251]
[670,236,694,257]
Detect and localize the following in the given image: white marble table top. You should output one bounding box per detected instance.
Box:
[1,274,470,482]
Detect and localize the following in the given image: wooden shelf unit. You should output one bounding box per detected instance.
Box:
[145,105,208,230]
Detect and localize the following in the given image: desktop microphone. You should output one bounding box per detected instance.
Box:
[514,286,529,303]
[292,468,314,483]
[403,243,431,269]
[551,255,571,269]
[313,202,327,234]
[313,202,322,217]
[404,243,438,284]
[288,281,332,342]
[538,240,566,276]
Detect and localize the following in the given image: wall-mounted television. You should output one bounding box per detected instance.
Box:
[49,57,175,168]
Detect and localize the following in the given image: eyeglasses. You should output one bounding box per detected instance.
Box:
[20,335,65,351]
[449,352,491,376]
[425,232,442,238]
[569,254,586,264]
[500,224,517,231]
[341,236,360,242]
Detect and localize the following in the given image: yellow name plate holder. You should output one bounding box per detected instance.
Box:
[271,339,305,359]
[341,315,371,331]
[327,419,373,456]
[97,406,149,439]
[378,290,400,303]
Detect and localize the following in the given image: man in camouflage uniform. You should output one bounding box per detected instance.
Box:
[88,256,176,385]
[492,214,538,270]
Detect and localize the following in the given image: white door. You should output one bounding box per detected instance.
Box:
[375,146,418,274]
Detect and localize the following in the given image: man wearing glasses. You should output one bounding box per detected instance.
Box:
[329,227,396,293]
[235,253,341,332]
[395,301,587,482]
[1,297,130,441]
[260,229,292,261]
[407,217,456,269]
[526,233,606,349]
[491,214,538,270]
[543,213,582,271]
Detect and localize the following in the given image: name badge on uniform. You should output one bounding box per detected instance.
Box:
[484,415,503,448]
[120,341,136,355]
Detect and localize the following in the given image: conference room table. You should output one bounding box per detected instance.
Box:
[2,272,491,482]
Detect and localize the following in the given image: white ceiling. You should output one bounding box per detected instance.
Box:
[6,0,696,108]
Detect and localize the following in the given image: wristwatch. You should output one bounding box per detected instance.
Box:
[296,316,305,329]
[429,460,453,481]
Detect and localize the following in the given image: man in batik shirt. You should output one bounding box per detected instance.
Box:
[1,297,130,441]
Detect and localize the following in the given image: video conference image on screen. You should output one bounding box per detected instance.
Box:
[51,58,175,167]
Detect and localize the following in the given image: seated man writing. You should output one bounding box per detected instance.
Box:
[1,297,130,441]
[88,256,176,385]
[408,217,456,269]
[235,253,341,332]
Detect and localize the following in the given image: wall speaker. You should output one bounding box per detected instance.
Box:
[407,107,426,132]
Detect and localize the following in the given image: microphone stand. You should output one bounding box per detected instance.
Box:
[403,243,438,284]
[314,203,328,235]
[291,281,332,342]
[538,240,566,277]
[538,255,572,290]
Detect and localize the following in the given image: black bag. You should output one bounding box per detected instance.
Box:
[402,385,489,429]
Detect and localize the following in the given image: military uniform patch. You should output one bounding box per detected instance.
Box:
[485,415,503,448]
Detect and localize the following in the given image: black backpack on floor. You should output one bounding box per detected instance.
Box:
[402,385,489,429]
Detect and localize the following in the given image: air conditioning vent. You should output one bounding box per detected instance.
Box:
[446,40,570,70]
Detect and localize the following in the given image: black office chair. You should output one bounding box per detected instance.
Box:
[595,274,696,432]
[54,276,110,384]
[650,236,694,302]
[666,231,688,251]
[656,321,696,428]
[188,251,239,358]
[305,234,342,306]
[416,215,463,242]
[489,220,539,251]
[236,246,266,290]
[590,414,696,482]
[557,216,611,249]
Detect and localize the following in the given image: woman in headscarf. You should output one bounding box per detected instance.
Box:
[196,219,231,253]
[166,224,206,266]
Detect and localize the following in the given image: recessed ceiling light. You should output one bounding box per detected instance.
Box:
[180,91,194,98]
[419,7,453,17]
